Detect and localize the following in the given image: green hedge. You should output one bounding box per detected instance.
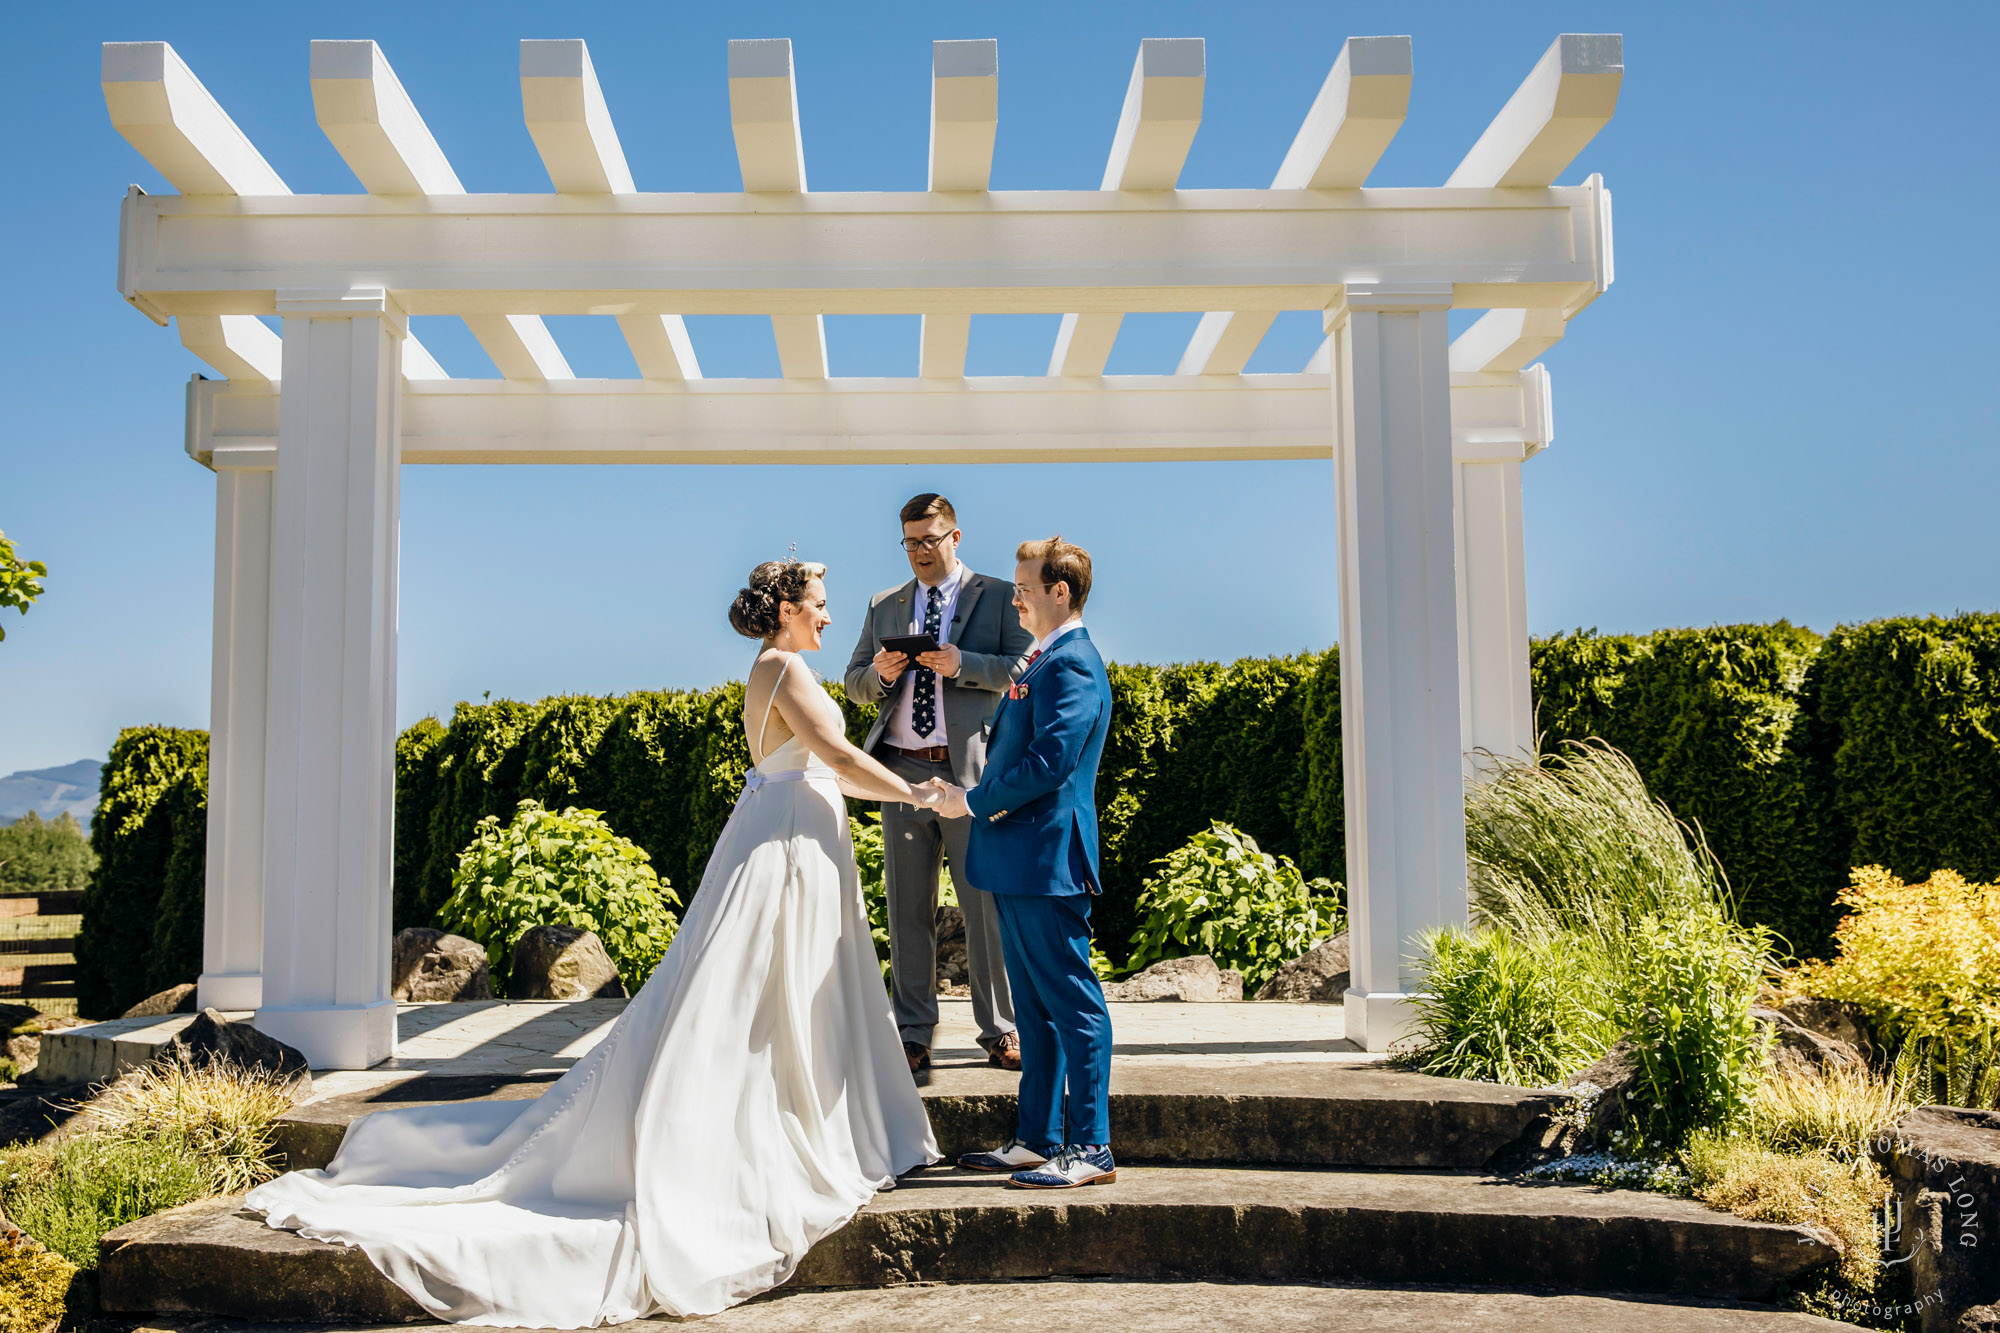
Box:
[74,726,207,1017]
[79,613,2000,1002]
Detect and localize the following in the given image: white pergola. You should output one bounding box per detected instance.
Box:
[105,32,1619,1065]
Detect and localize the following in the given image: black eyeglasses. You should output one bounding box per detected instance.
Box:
[899,532,957,552]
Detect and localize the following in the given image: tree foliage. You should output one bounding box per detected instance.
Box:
[0,810,96,896]
[0,527,46,641]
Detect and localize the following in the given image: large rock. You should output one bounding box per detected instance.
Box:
[155,1009,310,1091]
[1878,1107,2000,1333]
[1490,1039,1647,1172]
[1751,1005,1868,1076]
[1775,995,1879,1061]
[1101,955,1243,1003]
[391,928,493,1002]
[1254,933,1349,1003]
[121,984,199,1019]
[510,926,628,1000]
[935,903,970,996]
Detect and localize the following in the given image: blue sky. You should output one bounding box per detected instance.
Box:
[2,1,1996,775]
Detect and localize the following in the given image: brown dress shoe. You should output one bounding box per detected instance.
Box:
[988,1031,1022,1071]
[903,1042,932,1074]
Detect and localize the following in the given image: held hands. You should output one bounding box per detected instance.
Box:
[919,778,972,820]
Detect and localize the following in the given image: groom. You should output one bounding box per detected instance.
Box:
[930,536,1117,1189]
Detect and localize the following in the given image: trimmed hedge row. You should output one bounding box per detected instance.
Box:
[75,614,2000,1015]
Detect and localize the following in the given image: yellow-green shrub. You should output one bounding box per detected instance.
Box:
[1683,1131,1887,1289]
[0,1233,77,1333]
[1788,866,2000,1042]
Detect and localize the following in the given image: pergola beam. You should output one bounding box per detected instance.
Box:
[178,315,280,382]
[186,369,1552,467]
[311,40,567,382]
[522,40,700,381]
[729,38,825,380]
[1449,307,1566,374]
[1179,36,1411,376]
[104,42,449,381]
[921,39,999,378]
[1052,38,1204,378]
[1447,34,1622,188]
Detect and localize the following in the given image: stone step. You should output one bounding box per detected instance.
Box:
[97,1166,1839,1322]
[129,1281,1861,1332]
[271,1064,1565,1174]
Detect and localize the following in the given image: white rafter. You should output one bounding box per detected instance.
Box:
[178,316,281,382]
[1179,36,1411,377]
[729,38,824,380]
[103,41,447,381]
[310,39,564,381]
[1447,34,1622,188]
[1449,308,1567,374]
[920,39,999,378]
[1051,38,1204,378]
[520,40,700,382]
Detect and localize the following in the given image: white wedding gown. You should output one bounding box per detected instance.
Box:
[247,655,938,1326]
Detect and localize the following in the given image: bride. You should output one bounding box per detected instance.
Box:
[247,558,942,1326]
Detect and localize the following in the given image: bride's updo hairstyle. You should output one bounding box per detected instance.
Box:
[729,559,828,640]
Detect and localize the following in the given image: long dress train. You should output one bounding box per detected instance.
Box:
[246,655,938,1326]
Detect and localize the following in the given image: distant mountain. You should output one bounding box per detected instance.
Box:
[0,759,104,830]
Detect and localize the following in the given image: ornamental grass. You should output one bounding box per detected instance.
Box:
[82,1048,296,1195]
[1745,1063,1913,1161]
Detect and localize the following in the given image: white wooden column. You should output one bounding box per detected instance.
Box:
[198,451,274,1012]
[1327,282,1468,1052]
[254,289,402,1070]
[1455,456,1533,769]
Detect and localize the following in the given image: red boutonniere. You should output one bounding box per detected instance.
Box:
[1006,682,1030,700]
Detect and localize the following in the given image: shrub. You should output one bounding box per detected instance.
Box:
[144,769,209,994]
[1746,1064,1912,1160]
[849,815,957,982]
[0,811,96,896]
[0,1133,211,1269]
[1125,822,1343,992]
[73,727,208,1018]
[1467,740,1732,961]
[439,800,680,992]
[1682,1131,1887,1289]
[1404,926,1617,1086]
[83,1049,295,1195]
[1616,912,1772,1147]
[392,716,448,932]
[0,1233,77,1333]
[1787,866,2000,1046]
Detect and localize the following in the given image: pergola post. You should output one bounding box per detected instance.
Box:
[198,454,274,1012]
[1327,282,1468,1052]
[1453,457,1534,768]
[253,290,403,1070]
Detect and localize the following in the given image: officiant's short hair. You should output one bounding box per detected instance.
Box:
[899,493,956,527]
[1018,536,1092,613]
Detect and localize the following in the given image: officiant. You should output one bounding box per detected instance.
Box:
[845,493,1034,1079]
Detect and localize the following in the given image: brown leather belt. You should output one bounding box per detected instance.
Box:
[885,743,951,764]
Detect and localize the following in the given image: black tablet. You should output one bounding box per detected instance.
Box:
[881,633,941,660]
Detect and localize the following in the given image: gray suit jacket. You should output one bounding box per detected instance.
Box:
[843,571,1035,788]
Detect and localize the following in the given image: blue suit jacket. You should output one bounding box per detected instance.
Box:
[964,626,1113,897]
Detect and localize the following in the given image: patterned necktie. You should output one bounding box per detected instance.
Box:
[912,585,944,740]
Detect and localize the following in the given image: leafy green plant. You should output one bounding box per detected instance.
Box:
[439,800,680,993]
[1125,822,1343,992]
[1404,926,1617,1086]
[0,1134,211,1269]
[0,528,46,642]
[0,811,96,897]
[1616,912,1772,1146]
[1891,1022,2000,1111]
[850,815,956,982]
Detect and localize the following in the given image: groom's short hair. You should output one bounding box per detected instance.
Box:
[1018,536,1092,613]
[900,493,956,527]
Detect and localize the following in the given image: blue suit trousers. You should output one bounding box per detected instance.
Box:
[992,891,1112,1148]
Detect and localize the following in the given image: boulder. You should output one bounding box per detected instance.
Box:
[935,904,969,992]
[1775,995,1879,1060]
[154,1009,310,1091]
[1254,933,1349,1003]
[1751,1005,1868,1076]
[1489,1038,1647,1173]
[1,1003,37,1032]
[1101,955,1243,1003]
[1877,1107,2000,1333]
[391,927,494,1002]
[121,984,199,1019]
[510,926,628,1000]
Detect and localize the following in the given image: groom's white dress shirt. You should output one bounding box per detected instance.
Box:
[1031,619,1085,659]
[882,562,965,748]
